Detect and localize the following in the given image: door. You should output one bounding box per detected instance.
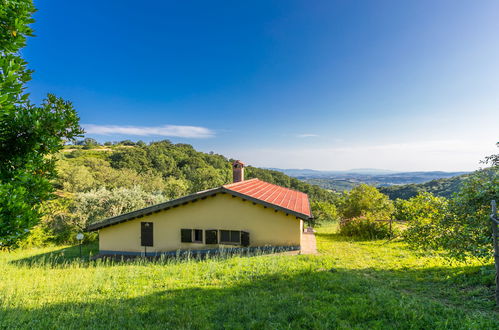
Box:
[141,222,153,247]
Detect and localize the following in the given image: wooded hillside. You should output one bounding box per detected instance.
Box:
[379,174,469,200]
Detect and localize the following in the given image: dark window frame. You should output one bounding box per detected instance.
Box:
[181,228,192,243]
[141,222,154,247]
[205,230,218,244]
[219,230,241,245]
[193,229,203,243]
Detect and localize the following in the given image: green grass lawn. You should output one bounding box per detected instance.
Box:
[1,224,497,329]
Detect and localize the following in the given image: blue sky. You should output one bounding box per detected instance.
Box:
[26,1,499,171]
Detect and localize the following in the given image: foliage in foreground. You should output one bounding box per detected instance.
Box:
[0,0,83,247]
[0,224,497,329]
[404,167,498,260]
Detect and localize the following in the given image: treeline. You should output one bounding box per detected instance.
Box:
[26,140,338,246]
[379,174,468,200]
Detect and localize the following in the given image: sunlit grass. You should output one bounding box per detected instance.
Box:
[0,223,497,329]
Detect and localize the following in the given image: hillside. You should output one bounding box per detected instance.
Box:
[379,174,469,199]
[277,169,468,193]
[59,141,337,203]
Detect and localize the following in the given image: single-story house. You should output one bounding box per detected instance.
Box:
[86,161,313,256]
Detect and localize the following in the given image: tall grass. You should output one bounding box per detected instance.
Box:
[0,224,497,329]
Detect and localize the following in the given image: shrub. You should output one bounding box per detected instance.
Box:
[339,217,393,239]
[339,184,394,220]
[310,201,339,227]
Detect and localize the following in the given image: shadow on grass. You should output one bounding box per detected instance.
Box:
[9,244,292,269]
[1,267,497,329]
[9,243,99,267]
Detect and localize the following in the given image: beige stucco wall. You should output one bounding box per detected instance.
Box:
[98,193,303,253]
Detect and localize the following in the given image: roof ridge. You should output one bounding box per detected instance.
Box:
[223,177,259,188]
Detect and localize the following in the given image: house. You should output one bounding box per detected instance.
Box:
[86,161,313,256]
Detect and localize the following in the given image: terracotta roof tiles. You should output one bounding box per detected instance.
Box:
[223,178,311,217]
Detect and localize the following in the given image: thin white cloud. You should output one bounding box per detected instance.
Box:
[296,133,319,138]
[83,124,215,138]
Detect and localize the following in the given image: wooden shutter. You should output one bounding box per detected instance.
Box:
[141,222,153,247]
[205,230,218,244]
[181,229,192,243]
[241,231,250,247]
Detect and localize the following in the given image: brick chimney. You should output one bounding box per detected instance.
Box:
[232,160,245,183]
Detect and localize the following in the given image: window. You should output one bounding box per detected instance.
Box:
[241,231,250,247]
[205,230,218,244]
[141,222,153,247]
[181,229,192,243]
[193,229,203,243]
[220,230,240,244]
[181,229,203,243]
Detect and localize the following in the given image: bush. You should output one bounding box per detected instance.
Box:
[339,217,393,239]
[310,201,339,227]
[339,184,394,220]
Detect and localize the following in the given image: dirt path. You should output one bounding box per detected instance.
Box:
[300,232,318,255]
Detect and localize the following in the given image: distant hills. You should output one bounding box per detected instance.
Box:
[267,167,469,198]
[378,174,468,200]
[266,168,398,176]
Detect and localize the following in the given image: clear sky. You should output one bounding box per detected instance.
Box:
[26,1,498,171]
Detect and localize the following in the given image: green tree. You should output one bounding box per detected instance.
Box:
[401,145,499,260]
[68,187,166,231]
[398,192,449,249]
[410,168,498,260]
[340,184,394,220]
[163,177,190,200]
[0,0,83,247]
[310,201,338,226]
[109,147,151,173]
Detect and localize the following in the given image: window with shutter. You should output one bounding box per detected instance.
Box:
[220,230,241,244]
[181,229,192,243]
[205,230,218,244]
[141,222,153,247]
[241,231,250,247]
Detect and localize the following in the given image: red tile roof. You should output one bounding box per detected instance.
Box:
[223,178,311,218]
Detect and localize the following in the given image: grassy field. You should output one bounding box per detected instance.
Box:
[0,224,497,329]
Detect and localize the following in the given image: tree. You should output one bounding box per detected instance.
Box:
[410,168,498,260]
[402,144,498,260]
[67,187,166,231]
[0,0,83,247]
[340,184,394,220]
[482,142,499,167]
[120,139,136,146]
[310,201,338,226]
[398,192,449,249]
[82,137,99,149]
